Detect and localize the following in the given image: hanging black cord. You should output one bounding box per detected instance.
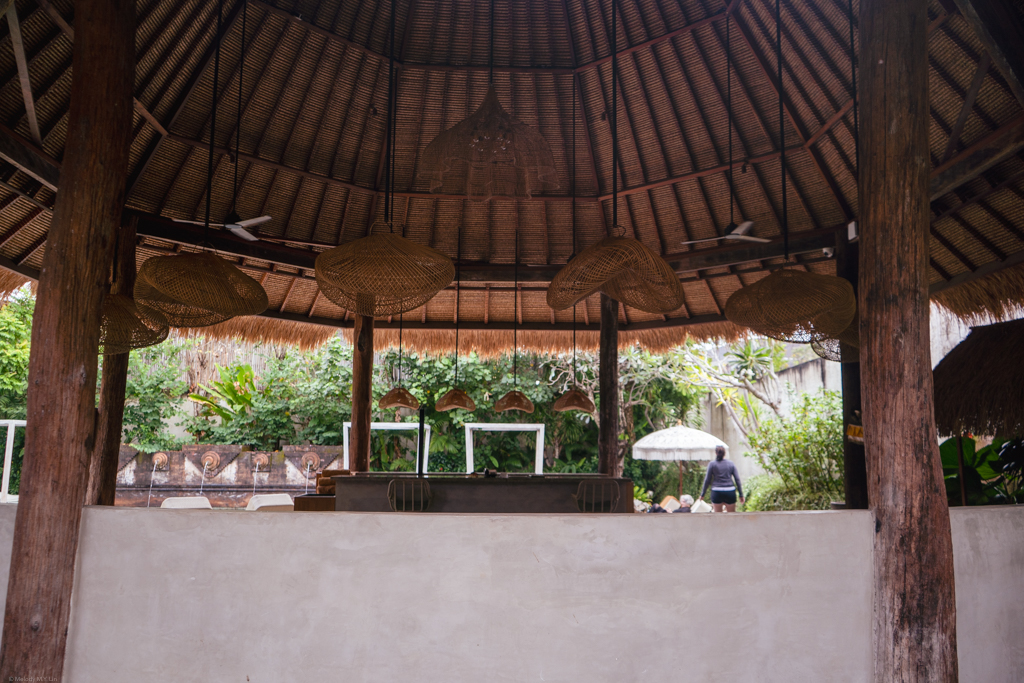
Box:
[390,0,398,229]
[383,0,395,227]
[203,0,225,240]
[454,223,462,386]
[848,0,859,173]
[489,0,495,84]
[398,316,403,386]
[513,225,518,387]
[611,0,618,233]
[232,0,247,212]
[571,76,577,386]
[777,0,788,259]
[727,14,734,228]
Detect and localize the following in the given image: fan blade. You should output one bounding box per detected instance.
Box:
[731,220,756,236]
[172,218,224,227]
[227,225,259,242]
[724,234,771,243]
[236,215,272,228]
[679,236,727,246]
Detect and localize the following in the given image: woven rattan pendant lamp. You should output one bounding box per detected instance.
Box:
[724,3,855,342]
[135,0,268,327]
[417,0,557,201]
[495,226,535,414]
[553,84,594,414]
[379,323,420,409]
[316,9,453,318]
[436,224,477,412]
[546,4,684,316]
[99,295,169,355]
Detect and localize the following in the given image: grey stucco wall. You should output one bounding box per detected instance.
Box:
[0,505,1018,682]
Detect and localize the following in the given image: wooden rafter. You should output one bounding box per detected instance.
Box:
[6,5,42,146]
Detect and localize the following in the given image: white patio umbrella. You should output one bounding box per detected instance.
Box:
[632,426,728,497]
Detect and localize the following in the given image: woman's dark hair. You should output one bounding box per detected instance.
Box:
[715,445,726,461]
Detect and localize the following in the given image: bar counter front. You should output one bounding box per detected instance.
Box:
[322,473,634,514]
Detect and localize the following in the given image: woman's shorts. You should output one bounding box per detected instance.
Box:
[711,489,737,505]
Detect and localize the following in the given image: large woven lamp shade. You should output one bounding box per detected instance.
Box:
[418,86,558,201]
[99,295,169,355]
[436,388,476,412]
[315,222,455,318]
[494,389,535,414]
[724,269,856,342]
[135,252,268,328]
[547,237,685,314]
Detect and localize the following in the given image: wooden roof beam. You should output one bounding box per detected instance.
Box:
[930,113,1024,200]
[953,0,1024,108]
[6,4,42,146]
[0,124,59,190]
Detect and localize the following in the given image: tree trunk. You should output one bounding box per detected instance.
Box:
[350,314,374,472]
[0,0,135,678]
[87,215,138,506]
[598,293,620,476]
[836,235,868,509]
[860,0,959,680]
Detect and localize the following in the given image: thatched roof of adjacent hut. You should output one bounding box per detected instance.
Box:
[0,0,1022,352]
[933,318,1024,437]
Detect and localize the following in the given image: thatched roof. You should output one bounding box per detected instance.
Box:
[0,0,1022,351]
[933,318,1024,437]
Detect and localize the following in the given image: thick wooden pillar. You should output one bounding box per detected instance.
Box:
[836,236,868,509]
[0,0,135,678]
[598,293,620,476]
[860,0,958,680]
[87,215,138,506]
[350,314,374,472]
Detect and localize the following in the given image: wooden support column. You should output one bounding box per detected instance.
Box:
[836,235,868,509]
[350,314,374,472]
[0,0,135,678]
[598,293,620,477]
[860,0,958,679]
[87,215,138,506]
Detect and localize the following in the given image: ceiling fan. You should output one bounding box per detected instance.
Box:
[172,212,272,242]
[679,221,769,246]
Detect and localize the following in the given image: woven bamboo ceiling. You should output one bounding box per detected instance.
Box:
[0,0,1022,349]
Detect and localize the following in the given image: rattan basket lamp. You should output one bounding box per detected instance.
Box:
[494,225,535,414]
[546,6,684,317]
[135,2,268,328]
[99,295,169,355]
[553,83,595,414]
[436,224,477,412]
[417,0,557,201]
[314,12,454,318]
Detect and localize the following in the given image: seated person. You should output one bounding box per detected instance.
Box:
[673,494,694,512]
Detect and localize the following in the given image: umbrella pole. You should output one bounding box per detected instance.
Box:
[678,461,683,498]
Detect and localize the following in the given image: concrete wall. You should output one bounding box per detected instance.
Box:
[0,504,1018,682]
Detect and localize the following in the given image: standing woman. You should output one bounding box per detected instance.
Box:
[699,445,744,512]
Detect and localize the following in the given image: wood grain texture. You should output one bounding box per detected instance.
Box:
[0,0,135,678]
[350,314,374,472]
[859,0,959,679]
[87,216,138,506]
[598,293,620,476]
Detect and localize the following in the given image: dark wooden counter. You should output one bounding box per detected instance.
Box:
[331,473,634,513]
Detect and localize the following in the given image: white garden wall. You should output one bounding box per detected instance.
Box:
[0,504,1018,682]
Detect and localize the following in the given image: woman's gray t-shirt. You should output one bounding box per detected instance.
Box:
[700,459,742,498]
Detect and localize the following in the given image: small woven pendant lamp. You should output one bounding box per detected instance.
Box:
[99,295,170,355]
[724,269,856,342]
[437,388,476,412]
[379,386,419,410]
[494,226,535,414]
[135,252,269,327]
[436,223,475,412]
[417,0,557,201]
[553,84,594,415]
[811,316,860,363]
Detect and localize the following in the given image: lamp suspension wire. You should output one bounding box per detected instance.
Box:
[232,0,247,211]
[454,222,462,385]
[847,0,859,172]
[383,0,396,227]
[489,0,495,84]
[727,13,734,228]
[776,0,788,259]
[571,76,577,385]
[611,0,618,233]
[513,223,518,388]
[203,0,225,241]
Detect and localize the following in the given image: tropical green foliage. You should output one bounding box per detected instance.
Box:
[744,389,844,511]
[940,436,1024,505]
[121,339,191,452]
[0,290,33,419]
